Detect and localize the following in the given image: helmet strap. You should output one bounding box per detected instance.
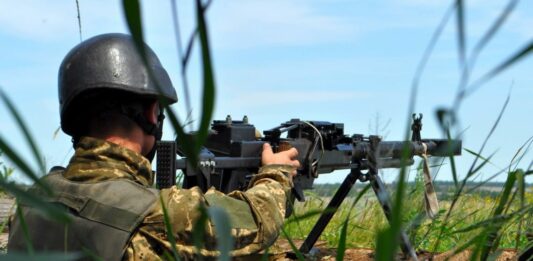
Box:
[128,105,165,162]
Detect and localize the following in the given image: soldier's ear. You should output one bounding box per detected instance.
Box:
[145,101,159,125]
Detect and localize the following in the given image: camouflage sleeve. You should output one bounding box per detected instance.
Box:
[131,164,294,259]
[226,164,294,254]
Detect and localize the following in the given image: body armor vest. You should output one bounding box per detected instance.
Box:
[8,170,158,261]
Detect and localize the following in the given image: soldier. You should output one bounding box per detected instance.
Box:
[8,33,300,260]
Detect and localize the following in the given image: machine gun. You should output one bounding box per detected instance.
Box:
[156,114,461,260]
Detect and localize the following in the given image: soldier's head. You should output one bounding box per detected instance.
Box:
[58,33,177,159]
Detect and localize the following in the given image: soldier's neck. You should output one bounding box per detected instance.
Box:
[89,126,149,156]
[105,136,142,154]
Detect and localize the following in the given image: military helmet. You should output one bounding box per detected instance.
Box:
[58,33,178,136]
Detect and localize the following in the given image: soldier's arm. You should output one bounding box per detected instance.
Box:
[133,164,293,259]
[224,164,294,253]
[132,144,298,258]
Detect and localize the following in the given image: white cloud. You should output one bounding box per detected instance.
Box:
[229,90,370,108]
[209,0,358,49]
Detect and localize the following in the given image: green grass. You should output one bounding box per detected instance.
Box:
[284,181,533,253]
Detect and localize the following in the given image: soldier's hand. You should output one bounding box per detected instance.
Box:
[261,143,300,177]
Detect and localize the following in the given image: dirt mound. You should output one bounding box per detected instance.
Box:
[267,239,519,260]
[0,233,521,260]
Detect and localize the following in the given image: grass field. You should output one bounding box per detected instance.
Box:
[284,180,533,254]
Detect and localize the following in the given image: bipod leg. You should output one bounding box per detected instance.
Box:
[299,168,361,254]
[369,173,418,261]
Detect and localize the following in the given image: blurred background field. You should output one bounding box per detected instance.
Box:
[284,179,533,253]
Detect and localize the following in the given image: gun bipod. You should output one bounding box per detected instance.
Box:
[298,137,419,261]
[298,169,418,260]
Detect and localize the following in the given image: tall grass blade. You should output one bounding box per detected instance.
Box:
[75,0,82,42]
[339,184,372,243]
[167,109,199,166]
[192,205,208,256]
[375,228,397,261]
[454,0,466,68]
[376,151,409,261]
[469,152,495,177]
[377,0,446,250]
[455,0,518,106]
[0,89,47,180]
[349,184,372,212]
[466,93,509,180]
[446,128,460,189]
[0,137,51,194]
[194,0,216,153]
[470,0,518,62]
[281,227,305,261]
[433,94,509,252]
[335,219,349,261]
[121,0,145,59]
[376,10,432,253]
[284,208,331,225]
[182,0,213,70]
[207,207,233,261]
[159,196,180,260]
[121,0,199,165]
[451,205,531,235]
[445,209,480,233]
[509,137,533,172]
[451,233,485,257]
[466,165,516,193]
[170,0,193,125]
[3,181,69,223]
[464,148,495,165]
[170,0,215,125]
[15,204,33,255]
[469,40,533,92]
[412,3,454,88]
[479,170,520,259]
[414,209,446,250]
[515,170,526,250]
[407,212,428,244]
[502,183,519,215]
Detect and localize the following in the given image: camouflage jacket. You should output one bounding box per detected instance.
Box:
[62,137,293,260]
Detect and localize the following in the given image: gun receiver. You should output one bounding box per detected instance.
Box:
[156,115,461,259]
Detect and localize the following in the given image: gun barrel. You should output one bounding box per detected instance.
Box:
[352,139,461,159]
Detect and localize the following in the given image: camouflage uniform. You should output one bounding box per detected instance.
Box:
[62,137,293,260]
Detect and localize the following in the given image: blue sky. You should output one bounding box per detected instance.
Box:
[0,0,531,184]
